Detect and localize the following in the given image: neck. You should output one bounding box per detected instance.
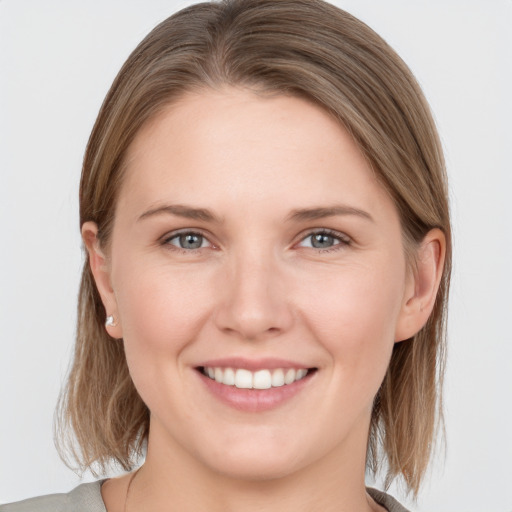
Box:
[127,420,379,512]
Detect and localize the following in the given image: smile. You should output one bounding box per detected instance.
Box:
[201,367,310,389]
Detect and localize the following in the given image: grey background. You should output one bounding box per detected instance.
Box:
[1,1,511,510]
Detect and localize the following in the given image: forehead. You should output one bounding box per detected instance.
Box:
[118,87,396,224]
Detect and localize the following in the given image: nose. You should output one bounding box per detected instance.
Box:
[214,247,294,342]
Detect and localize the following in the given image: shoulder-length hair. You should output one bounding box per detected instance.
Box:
[57,0,451,496]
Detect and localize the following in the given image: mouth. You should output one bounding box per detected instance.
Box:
[198,366,316,390]
[194,358,318,412]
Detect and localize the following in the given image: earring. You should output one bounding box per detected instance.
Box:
[105,315,117,327]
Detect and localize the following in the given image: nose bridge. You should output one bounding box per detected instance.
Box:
[215,242,292,340]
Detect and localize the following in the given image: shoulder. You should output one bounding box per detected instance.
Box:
[0,481,106,512]
[367,487,411,512]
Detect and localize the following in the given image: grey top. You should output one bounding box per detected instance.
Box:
[0,481,410,512]
[0,481,107,512]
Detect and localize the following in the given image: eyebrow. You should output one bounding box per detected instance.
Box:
[137,203,373,223]
[138,204,222,223]
[285,205,374,223]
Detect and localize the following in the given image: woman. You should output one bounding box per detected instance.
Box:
[1,0,450,511]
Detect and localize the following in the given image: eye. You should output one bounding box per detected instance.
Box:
[297,229,350,251]
[163,231,212,251]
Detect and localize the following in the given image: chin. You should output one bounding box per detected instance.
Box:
[205,453,306,482]
[193,431,318,482]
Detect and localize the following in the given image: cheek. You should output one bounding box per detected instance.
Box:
[111,259,220,418]
[113,259,215,370]
[301,259,405,391]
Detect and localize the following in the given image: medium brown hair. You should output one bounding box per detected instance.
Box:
[56,0,451,496]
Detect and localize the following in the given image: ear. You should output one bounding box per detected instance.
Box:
[395,228,446,342]
[81,221,123,339]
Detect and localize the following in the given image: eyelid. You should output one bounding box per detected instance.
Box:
[295,228,352,247]
[161,228,216,249]
[160,227,351,252]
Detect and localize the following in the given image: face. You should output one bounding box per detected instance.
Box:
[93,88,416,480]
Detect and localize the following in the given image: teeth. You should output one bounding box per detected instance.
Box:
[296,369,308,380]
[284,368,296,385]
[253,370,272,389]
[223,367,235,385]
[271,369,285,387]
[235,369,253,389]
[203,366,310,389]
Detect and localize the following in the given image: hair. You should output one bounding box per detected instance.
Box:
[56,0,451,497]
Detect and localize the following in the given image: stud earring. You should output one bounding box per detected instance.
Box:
[105,315,117,327]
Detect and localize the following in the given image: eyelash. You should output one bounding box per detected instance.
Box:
[297,229,351,252]
[161,229,351,255]
[161,230,213,255]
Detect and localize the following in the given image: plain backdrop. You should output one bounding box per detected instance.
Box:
[1,1,511,511]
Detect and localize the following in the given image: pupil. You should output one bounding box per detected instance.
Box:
[312,233,333,248]
[180,234,202,249]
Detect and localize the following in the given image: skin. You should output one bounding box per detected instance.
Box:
[83,88,445,512]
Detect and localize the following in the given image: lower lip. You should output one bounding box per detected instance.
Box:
[197,370,315,412]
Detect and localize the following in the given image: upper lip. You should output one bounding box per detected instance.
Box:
[197,357,315,371]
